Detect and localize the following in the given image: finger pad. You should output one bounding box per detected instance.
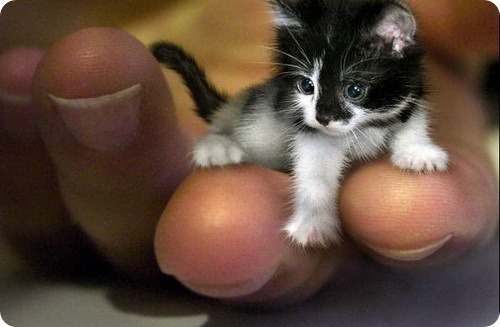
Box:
[155,166,290,285]
[340,153,496,251]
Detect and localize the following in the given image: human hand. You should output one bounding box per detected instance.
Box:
[156,58,498,306]
[0,28,192,277]
[153,0,499,306]
[0,0,497,308]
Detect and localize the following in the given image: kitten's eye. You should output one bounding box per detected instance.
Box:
[344,83,368,102]
[297,77,315,95]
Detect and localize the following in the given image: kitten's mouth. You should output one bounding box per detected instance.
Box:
[310,122,352,137]
[320,127,347,137]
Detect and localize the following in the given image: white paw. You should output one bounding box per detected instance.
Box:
[283,211,342,248]
[192,134,245,168]
[391,144,448,172]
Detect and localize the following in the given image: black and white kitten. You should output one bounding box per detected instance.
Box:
[151,0,448,247]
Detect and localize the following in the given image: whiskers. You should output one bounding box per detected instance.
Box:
[346,126,385,161]
[260,26,314,74]
[279,98,309,132]
[405,96,428,110]
[260,46,309,72]
[284,26,312,67]
[341,42,394,81]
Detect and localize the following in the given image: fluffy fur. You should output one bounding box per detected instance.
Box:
[151,0,448,247]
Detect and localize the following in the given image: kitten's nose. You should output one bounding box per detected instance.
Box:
[316,113,332,126]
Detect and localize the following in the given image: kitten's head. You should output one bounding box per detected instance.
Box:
[270,0,425,136]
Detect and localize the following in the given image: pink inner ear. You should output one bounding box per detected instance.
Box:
[375,7,416,54]
[377,22,410,53]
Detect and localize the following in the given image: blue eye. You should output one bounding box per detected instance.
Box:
[297,77,315,95]
[344,83,367,102]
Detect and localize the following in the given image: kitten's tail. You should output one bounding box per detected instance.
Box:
[151,41,227,123]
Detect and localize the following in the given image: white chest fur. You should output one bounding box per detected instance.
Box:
[235,109,292,171]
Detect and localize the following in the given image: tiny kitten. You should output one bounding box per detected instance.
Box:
[151,0,448,247]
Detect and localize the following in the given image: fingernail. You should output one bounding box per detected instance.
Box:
[179,271,275,299]
[0,90,38,142]
[367,234,453,261]
[49,84,141,152]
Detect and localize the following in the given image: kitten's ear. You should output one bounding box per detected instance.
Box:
[268,0,302,29]
[374,2,417,54]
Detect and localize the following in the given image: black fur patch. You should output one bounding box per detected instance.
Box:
[271,0,426,127]
[151,42,228,123]
[152,0,428,133]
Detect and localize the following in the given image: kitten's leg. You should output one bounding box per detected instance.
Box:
[192,133,245,168]
[192,101,246,168]
[284,133,347,247]
[390,110,448,172]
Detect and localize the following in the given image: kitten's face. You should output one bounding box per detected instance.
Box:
[271,0,425,136]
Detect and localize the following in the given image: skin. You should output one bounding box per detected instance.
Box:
[0,0,498,306]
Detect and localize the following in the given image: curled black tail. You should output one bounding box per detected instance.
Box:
[151,41,227,123]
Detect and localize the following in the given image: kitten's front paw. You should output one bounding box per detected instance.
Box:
[283,212,341,248]
[193,134,245,168]
[391,143,448,172]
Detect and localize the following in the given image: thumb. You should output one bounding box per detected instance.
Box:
[32,28,191,276]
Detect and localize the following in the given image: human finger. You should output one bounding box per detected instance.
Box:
[32,27,192,276]
[0,47,100,273]
[340,59,498,266]
[155,166,351,306]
